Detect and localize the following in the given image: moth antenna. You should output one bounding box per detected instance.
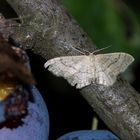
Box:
[92,45,112,54]
[76,47,91,54]
[70,45,85,55]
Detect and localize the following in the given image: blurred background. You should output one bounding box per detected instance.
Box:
[0,0,140,139]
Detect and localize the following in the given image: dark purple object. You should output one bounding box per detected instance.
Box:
[0,86,49,140]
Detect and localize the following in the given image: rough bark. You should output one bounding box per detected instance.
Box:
[5,0,140,139]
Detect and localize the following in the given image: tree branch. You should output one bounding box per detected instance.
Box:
[6,0,140,139]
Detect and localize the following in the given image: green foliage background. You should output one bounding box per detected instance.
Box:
[61,0,140,59]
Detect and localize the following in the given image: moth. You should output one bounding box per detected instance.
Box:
[44,52,134,89]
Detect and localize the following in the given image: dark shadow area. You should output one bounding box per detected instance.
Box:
[132,62,140,93]
[0,0,18,18]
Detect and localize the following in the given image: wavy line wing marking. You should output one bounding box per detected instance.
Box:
[94,53,134,86]
[44,55,95,88]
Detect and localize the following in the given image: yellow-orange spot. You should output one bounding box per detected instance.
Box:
[0,83,15,101]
